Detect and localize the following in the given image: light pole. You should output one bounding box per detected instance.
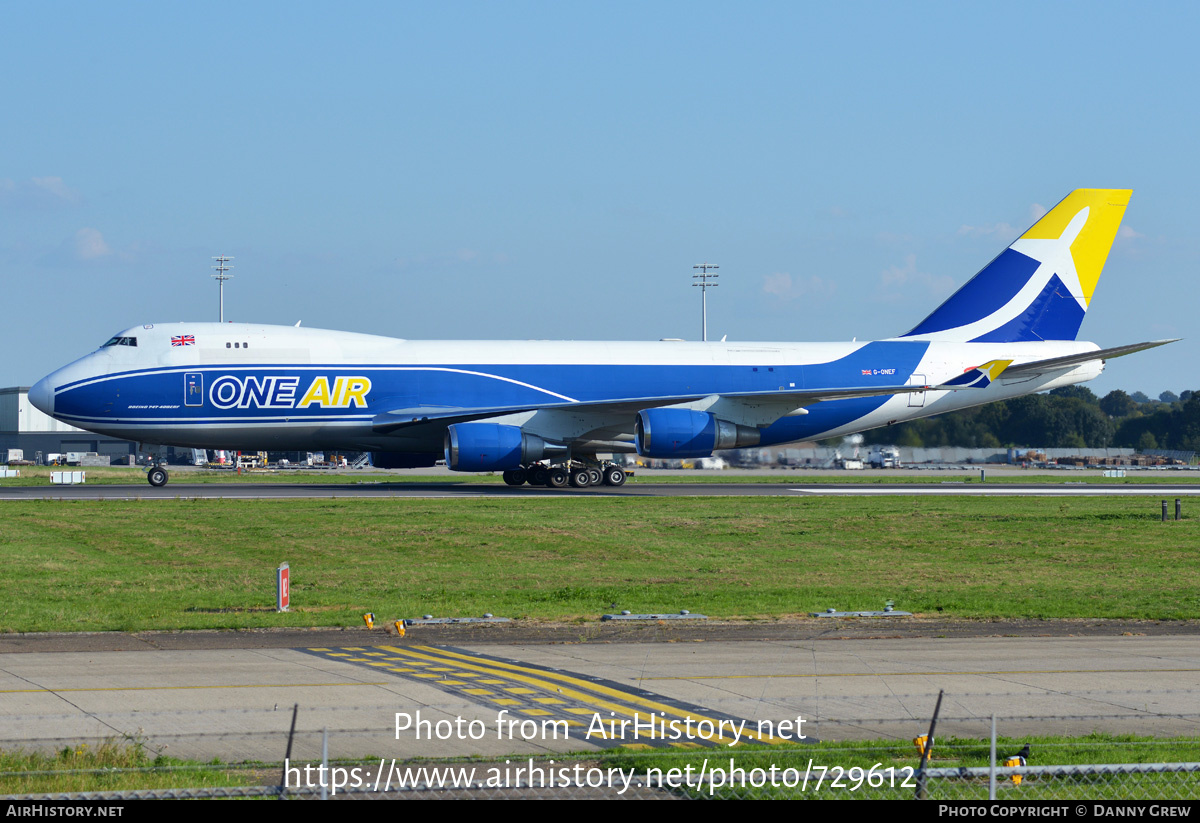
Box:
[692,263,719,342]
[212,256,234,322]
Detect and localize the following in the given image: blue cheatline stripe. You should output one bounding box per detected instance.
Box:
[55,363,577,401]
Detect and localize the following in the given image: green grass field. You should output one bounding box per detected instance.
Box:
[2,496,1196,632]
[0,741,258,796]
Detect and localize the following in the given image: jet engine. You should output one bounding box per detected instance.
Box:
[444,422,569,471]
[634,409,760,458]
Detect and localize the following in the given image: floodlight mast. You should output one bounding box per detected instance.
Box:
[692,263,719,342]
[212,256,234,322]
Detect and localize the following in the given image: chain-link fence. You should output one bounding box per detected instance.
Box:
[4,760,1200,800]
[4,721,1200,800]
[5,680,1200,801]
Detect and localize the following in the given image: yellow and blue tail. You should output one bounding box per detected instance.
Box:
[902,189,1132,342]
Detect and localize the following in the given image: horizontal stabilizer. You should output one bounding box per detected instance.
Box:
[1004,339,1179,376]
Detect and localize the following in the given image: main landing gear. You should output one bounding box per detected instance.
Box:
[502,462,626,489]
[147,464,169,487]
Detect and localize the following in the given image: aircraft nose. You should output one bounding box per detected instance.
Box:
[29,375,54,416]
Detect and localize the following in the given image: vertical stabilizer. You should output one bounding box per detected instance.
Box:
[902,189,1132,342]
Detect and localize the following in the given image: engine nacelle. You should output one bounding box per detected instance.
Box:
[444,422,568,471]
[634,409,760,458]
[371,451,439,469]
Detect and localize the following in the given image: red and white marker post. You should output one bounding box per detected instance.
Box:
[277,562,290,612]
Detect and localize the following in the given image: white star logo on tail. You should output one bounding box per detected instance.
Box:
[1010,206,1089,311]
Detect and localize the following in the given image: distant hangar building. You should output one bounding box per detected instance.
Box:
[0,386,139,463]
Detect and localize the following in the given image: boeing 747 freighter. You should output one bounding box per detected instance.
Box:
[30,189,1173,488]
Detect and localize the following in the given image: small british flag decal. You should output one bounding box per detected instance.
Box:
[171,335,195,347]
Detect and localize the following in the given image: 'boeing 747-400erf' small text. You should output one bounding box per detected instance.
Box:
[30,189,1175,488]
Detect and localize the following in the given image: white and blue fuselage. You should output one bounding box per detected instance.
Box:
[28,190,1169,481]
[29,322,1100,452]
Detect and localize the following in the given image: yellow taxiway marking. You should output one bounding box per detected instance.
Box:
[378,645,786,746]
[638,667,1200,681]
[0,682,387,694]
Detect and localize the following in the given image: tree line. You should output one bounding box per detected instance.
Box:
[859,388,1200,450]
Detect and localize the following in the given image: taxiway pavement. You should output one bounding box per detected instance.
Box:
[2,626,1197,762]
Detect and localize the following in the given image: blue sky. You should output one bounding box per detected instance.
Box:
[3,1,1195,397]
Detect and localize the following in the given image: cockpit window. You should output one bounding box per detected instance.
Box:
[102,336,138,347]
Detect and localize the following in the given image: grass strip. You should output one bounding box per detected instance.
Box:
[0,741,258,795]
[1,496,1197,631]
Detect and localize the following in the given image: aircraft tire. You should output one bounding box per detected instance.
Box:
[602,466,626,487]
[529,466,549,486]
[569,468,590,488]
[147,467,169,487]
[587,467,603,486]
[547,468,569,488]
[502,469,526,486]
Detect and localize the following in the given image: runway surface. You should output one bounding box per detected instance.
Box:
[3,480,1200,500]
[2,628,1197,762]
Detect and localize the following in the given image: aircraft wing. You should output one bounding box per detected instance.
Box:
[371,377,982,435]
